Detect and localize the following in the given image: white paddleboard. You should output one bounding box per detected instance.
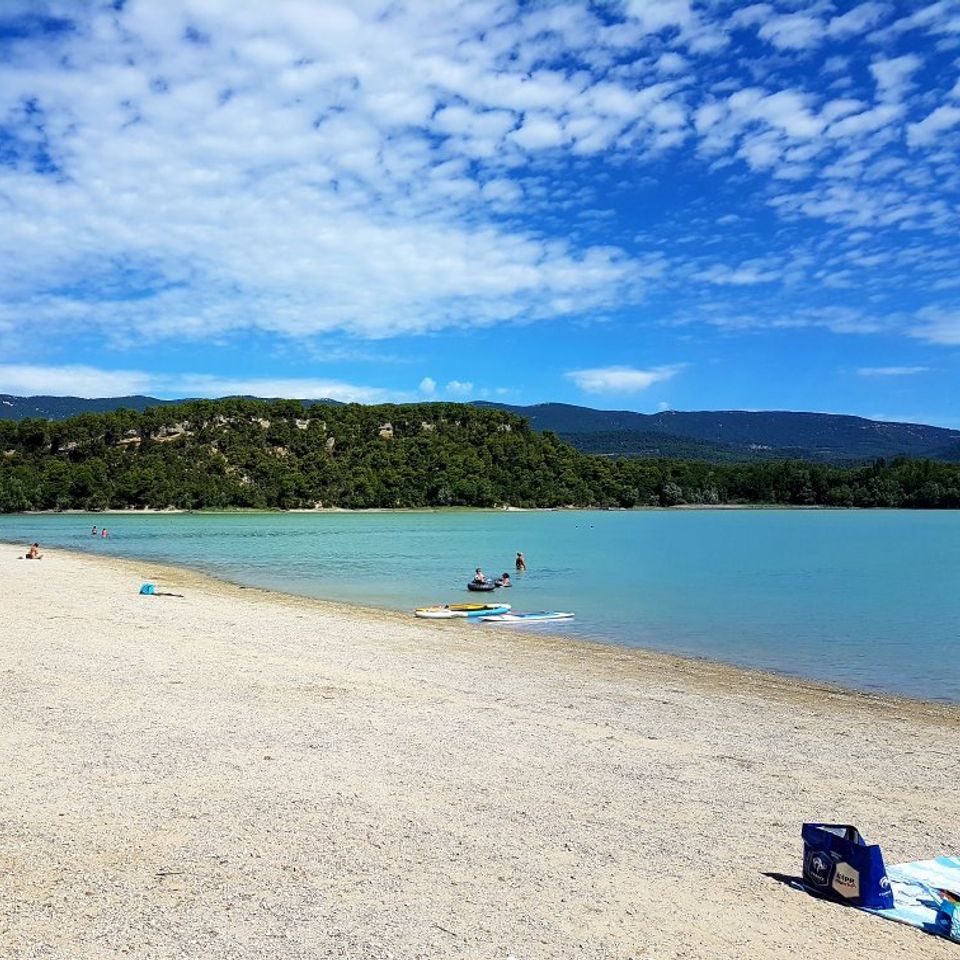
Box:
[480,611,574,623]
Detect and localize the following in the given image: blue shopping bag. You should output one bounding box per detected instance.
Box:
[802,823,894,910]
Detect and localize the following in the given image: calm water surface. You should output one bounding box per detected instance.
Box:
[3,510,958,702]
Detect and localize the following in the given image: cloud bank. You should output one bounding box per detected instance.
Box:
[0,363,404,403]
[0,0,958,376]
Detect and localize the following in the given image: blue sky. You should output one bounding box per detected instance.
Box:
[1,1,960,424]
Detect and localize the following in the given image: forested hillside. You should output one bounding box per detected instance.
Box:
[6,394,960,464]
[558,430,755,461]
[1,398,960,511]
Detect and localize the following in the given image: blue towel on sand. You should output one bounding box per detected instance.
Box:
[865,857,960,941]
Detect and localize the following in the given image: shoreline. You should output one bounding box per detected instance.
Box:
[13,502,950,515]
[6,539,958,720]
[3,546,960,958]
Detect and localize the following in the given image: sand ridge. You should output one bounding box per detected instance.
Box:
[1,546,958,959]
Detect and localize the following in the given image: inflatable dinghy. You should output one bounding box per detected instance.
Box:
[466,580,498,592]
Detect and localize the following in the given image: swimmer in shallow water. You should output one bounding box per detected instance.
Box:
[515,552,526,572]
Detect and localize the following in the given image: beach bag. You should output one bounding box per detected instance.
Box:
[139,582,156,595]
[802,823,894,909]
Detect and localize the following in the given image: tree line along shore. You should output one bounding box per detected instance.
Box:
[1,398,959,512]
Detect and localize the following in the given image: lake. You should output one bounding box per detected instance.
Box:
[2,509,959,702]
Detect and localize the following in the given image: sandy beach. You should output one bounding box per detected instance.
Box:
[2,546,958,959]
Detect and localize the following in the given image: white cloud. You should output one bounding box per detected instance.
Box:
[0,364,157,398]
[445,379,474,396]
[509,113,567,150]
[0,364,401,403]
[857,366,928,376]
[655,52,687,75]
[686,303,894,336]
[910,310,960,345]
[624,0,697,34]
[822,55,851,74]
[907,104,960,147]
[481,179,523,204]
[758,14,824,50]
[418,376,437,396]
[732,89,824,138]
[697,88,826,169]
[695,261,780,285]
[826,104,902,138]
[878,2,960,41]
[566,364,685,394]
[821,98,867,124]
[730,5,773,30]
[870,54,923,101]
[828,3,892,38]
[171,375,400,403]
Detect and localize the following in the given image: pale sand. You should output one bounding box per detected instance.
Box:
[1,547,958,960]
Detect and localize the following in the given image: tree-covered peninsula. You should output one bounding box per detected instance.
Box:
[1,398,959,511]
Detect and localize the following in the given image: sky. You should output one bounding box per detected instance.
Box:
[1,1,959,424]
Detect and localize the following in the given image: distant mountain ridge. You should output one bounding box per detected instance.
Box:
[1,394,958,463]
[473,402,960,463]
[0,394,180,420]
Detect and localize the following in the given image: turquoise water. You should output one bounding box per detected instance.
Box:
[3,510,959,702]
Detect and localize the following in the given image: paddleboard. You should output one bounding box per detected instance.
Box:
[415,603,511,619]
[480,611,575,623]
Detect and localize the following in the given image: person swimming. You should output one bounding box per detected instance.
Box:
[498,572,511,587]
[515,552,526,571]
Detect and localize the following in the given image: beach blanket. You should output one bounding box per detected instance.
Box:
[868,857,960,941]
[801,823,960,943]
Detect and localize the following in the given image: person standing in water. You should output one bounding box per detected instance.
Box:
[101,527,108,538]
[515,552,526,571]
[91,525,97,536]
